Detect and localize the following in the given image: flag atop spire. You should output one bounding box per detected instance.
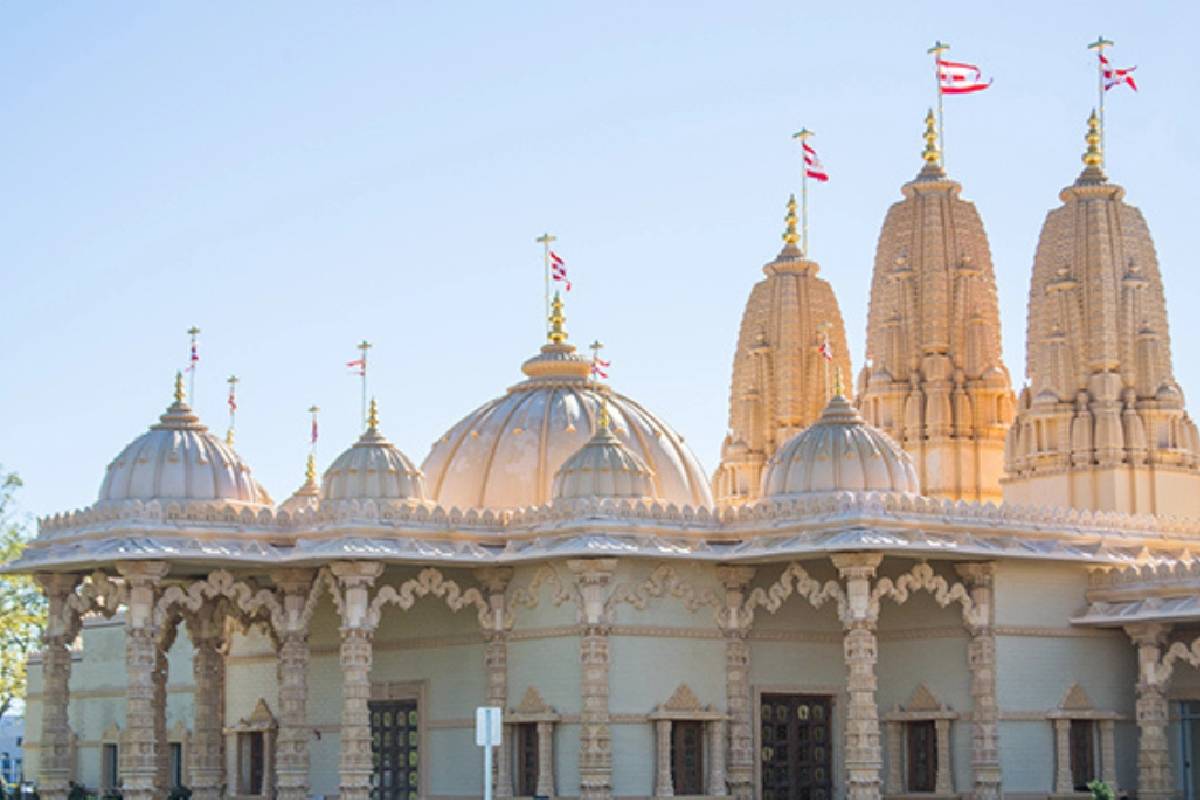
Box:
[347,340,371,431]
[185,326,201,403]
[589,340,610,380]
[226,375,239,445]
[791,128,827,256]
[1088,36,1136,169]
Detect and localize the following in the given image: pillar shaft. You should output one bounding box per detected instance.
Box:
[487,634,513,799]
[957,562,1001,800]
[716,566,755,800]
[273,569,316,800]
[35,574,81,800]
[188,624,225,800]
[117,562,169,800]
[536,720,556,798]
[655,719,674,797]
[579,626,612,800]
[833,554,883,800]
[708,719,728,796]
[934,717,953,796]
[331,561,383,800]
[1128,623,1172,800]
[1053,719,1072,794]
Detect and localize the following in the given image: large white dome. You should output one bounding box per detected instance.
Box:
[422,302,711,510]
[762,393,919,497]
[98,376,272,507]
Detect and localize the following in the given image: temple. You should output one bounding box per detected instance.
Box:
[9,110,1200,800]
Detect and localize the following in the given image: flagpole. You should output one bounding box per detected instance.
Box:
[928,41,950,170]
[791,128,814,257]
[226,375,238,445]
[589,340,604,385]
[817,322,831,404]
[356,340,371,431]
[186,326,201,404]
[536,233,556,336]
[1088,36,1114,168]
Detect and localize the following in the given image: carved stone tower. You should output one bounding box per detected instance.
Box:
[1003,112,1200,517]
[857,111,1015,503]
[713,196,852,506]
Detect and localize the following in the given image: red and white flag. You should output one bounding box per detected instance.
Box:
[311,417,319,445]
[1100,53,1138,92]
[185,340,199,372]
[937,58,992,94]
[227,386,237,413]
[818,335,834,362]
[802,142,830,182]
[549,250,572,291]
[346,357,366,377]
[591,356,611,380]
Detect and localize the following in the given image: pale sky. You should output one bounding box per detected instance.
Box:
[2,2,1198,521]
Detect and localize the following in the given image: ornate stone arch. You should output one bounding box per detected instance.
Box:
[606,564,722,617]
[366,567,491,630]
[869,561,975,624]
[742,561,846,626]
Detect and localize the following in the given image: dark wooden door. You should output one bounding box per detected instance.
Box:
[371,699,420,800]
[671,720,705,795]
[760,694,833,800]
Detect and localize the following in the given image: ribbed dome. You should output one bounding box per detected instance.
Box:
[553,408,657,501]
[422,294,711,510]
[762,394,920,497]
[322,400,428,503]
[98,375,272,507]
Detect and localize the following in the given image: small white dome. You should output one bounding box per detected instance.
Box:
[98,376,271,507]
[553,410,657,501]
[762,394,920,497]
[322,401,428,504]
[279,455,321,514]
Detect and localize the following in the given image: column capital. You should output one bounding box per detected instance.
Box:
[35,572,82,598]
[954,561,997,587]
[474,566,515,595]
[716,565,756,591]
[567,558,619,582]
[270,568,317,596]
[116,560,170,586]
[1126,622,1171,648]
[330,560,384,588]
[569,558,618,628]
[831,552,884,580]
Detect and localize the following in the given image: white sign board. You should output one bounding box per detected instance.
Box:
[476,705,503,747]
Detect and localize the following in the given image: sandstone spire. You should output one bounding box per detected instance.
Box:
[857,110,1015,502]
[1003,112,1200,516]
[713,196,852,506]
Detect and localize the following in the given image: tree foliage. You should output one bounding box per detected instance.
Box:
[0,469,47,723]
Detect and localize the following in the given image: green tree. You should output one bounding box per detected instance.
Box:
[0,469,47,723]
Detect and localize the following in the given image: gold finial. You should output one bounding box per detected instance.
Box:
[173,371,185,404]
[548,291,568,344]
[598,397,611,431]
[367,397,379,432]
[1082,109,1103,167]
[304,453,317,484]
[225,429,235,446]
[782,194,799,246]
[922,108,940,165]
[833,366,845,397]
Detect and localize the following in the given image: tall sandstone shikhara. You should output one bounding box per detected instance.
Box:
[1002,112,1200,516]
[856,111,1014,502]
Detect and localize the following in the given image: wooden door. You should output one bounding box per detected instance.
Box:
[370,699,420,800]
[760,694,833,800]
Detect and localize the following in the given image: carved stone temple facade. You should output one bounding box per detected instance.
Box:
[13,110,1200,800]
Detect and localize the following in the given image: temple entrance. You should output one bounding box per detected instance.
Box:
[760,694,833,800]
[370,699,420,800]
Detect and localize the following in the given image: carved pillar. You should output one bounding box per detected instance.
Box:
[884,722,902,794]
[655,719,674,797]
[333,561,384,800]
[716,566,756,800]
[536,720,555,798]
[153,640,171,793]
[35,574,82,800]
[185,602,226,800]
[477,567,514,800]
[1127,622,1172,800]
[117,561,170,800]
[1099,718,1118,794]
[569,559,617,800]
[708,719,728,797]
[273,569,316,800]
[1052,719,1072,794]
[833,554,884,800]
[934,717,953,796]
[956,562,1001,800]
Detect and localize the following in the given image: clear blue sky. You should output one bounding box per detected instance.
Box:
[2,2,1198,521]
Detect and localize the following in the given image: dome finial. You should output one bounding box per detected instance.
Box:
[598,396,612,431]
[366,397,380,433]
[548,291,568,344]
[1083,109,1103,167]
[304,452,317,484]
[782,194,800,247]
[173,371,186,405]
[922,108,941,165]
[833,365,845,398]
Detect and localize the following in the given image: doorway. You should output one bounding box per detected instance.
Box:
[760,694,834,800]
